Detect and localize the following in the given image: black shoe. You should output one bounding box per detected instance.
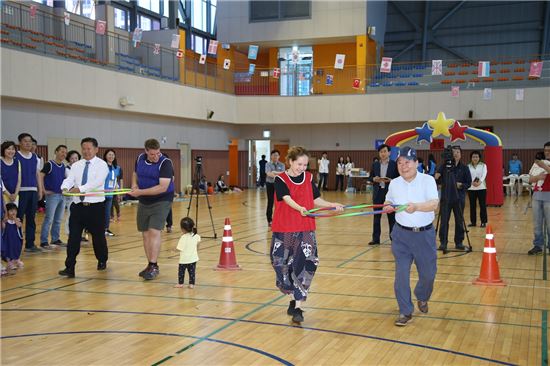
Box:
[292,308,304,323]
[59,268,75,278]
[142,264,159,280]
[528,246,543,255]
[25,246,42,253]
[395,314,413,326]
[51,240,65,246]
[438,245,447,251]
[417,300,428,313]
[455,244,465,250]
[105,230,115,237]
[139,264,151,278]
[480,223,486,228]
[287,300,296,315]
[468,223,476,227]
[368,241,380,246]
[97,261,107,270]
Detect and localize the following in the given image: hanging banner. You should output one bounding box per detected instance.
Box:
[529,61,543,78]
[515,88,524,101]
[248,64,255,74]
[431,60,442,75]
[223,59,231,70]
[380,57,392,73]
[30,4,37,18]
[199,54,206,64]
[478,61,490,77]
[334,54,345,69]
[171,34,180,49]
[483,87,493,100]
[273,68,281,79]
[208,40,219,55]
[95,20,106,35]
[132,28,143,43]
[352,78,361,89]
[325,74,333,86]
[248,45,259,60]
[64,12,70,26]
[176,49,184,59]
[153,43,161,55]
[451,86,460,97]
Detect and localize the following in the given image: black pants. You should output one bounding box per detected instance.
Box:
[66,202,108,270]
[259,173,266,187]
[166,209,173,228]
[17,191,38,248]
[266,182,275,223]
[439,199,465,247]
[372,188,395,242]
[335,175,344,191]
[468,189,487,225]
[319,173,328,191]
[178,262,196,284]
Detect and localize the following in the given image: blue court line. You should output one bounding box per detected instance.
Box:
[0,308,516,365]
[0,279,92,305]
[0,330,292,366]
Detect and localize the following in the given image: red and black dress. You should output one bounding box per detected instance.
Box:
[271,171,321,301]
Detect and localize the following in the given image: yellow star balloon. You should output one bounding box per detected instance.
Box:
[428,112,454,138]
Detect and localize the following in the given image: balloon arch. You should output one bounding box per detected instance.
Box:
[384,112,503,206]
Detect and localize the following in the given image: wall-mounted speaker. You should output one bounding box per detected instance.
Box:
[207,110,214,120]
[468,110,474,118]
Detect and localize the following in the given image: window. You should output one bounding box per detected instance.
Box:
[114,7,128,30]
[138,0,160,14]
[278,46,313,96]
[250,0,310,22]
[191,0,216,34]
[32,0,54,6]
[138,14,160,30]
[65,0,95,19]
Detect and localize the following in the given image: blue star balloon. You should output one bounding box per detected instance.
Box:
[415,122,434,144]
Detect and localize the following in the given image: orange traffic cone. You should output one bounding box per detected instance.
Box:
[473,225,505,286]
[215,218,241,271]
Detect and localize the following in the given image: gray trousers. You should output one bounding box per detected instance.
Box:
[391,224,437,315]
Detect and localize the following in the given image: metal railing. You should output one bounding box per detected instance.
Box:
[1,1,549,97]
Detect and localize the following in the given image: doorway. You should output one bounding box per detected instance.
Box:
[247,140,289,188]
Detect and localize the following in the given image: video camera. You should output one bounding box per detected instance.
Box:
[195,156,203,165]
[442,145,454,169]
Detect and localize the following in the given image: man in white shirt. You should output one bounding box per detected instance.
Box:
[318,152,330,191]
[384,146,439,326]
[59,137,109,278]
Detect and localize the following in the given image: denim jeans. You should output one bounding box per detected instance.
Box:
[532,198,550,248]
[17,190,38,248]
[104,196,113,230]
[40,193,65,244]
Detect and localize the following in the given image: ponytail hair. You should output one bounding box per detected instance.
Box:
[180,217,197,236]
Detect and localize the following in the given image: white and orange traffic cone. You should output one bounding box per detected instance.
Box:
[215,218,241,271]
[473,225,505,286]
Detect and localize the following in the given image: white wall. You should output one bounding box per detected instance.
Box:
[1,99,239,150]
[238,119,550,150]
[216,0,366,44]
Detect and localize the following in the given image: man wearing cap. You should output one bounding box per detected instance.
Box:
[384,147,439,326]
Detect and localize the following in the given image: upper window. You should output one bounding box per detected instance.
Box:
[32,0,54,6]
[191,0,216,34]
[114,7,129,30]
[66,0,95,20]
[138,0,160,14]
[139,14,160,30]
[250,0,310,22]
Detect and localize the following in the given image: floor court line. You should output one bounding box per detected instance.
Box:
[0,308,518,366]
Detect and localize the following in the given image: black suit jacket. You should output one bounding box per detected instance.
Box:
[370,160,399,201]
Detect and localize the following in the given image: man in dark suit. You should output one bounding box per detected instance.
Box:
[369,144,399,245]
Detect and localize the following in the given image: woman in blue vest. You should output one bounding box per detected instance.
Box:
[103,149,122,237]
[1,141,21,206]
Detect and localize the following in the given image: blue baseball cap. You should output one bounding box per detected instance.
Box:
[397,146,417,161]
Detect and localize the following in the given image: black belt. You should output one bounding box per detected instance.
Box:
[396,222,433,232]
[75,202,102,206]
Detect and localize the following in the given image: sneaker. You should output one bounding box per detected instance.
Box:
[455,244,465,250]
[166,226,172,233]
[368,241,380,246]
[142,265,159,280]
[394,314,413,326]
[480,223,487,228]
[25,246,42,253]
[51,240,65,246]
[97,261,107,270]
[138,264,151,278]
[58,268,75,278]
[105,230,115,236]
[16,260,24,268]
[468,223,476,227]
[438,245,447,251]
[417,300,428,313]
[292,308,304,323]
[287,300,296,315]
[528,246,543,255]
[40,243,53,250]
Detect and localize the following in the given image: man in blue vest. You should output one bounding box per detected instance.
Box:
[369,144,399,245]
[15,133,44,252]
[129,138,175,281]
[39,144,67,248]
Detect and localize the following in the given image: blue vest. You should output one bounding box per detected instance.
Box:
[15,152,38,188]
[1,159,20,193]
[43,160,66,193]
[136,154,174,193]
[105,164,121,190]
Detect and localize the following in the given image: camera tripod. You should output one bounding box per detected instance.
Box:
[435,162,472,255]
[186,160,217,239]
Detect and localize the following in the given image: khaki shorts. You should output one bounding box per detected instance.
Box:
[137,200,172,232]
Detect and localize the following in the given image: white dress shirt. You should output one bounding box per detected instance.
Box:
[386,172,439,227]
[61,156,109,204]
[318,158,330,174]
[468,162,487,190]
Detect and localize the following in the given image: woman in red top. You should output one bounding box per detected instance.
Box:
[271,146,343,323]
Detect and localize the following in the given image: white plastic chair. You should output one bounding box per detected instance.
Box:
[503,175,518,196]
[520,174,532,195]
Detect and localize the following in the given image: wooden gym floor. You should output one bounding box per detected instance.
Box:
[1,190,548,365]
